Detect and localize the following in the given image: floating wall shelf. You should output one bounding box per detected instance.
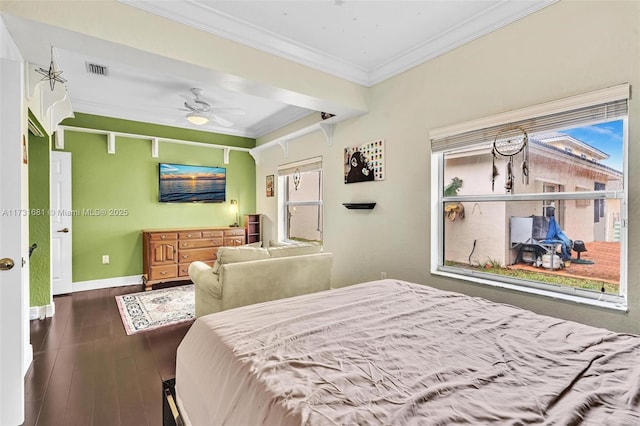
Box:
[343,203,376,210]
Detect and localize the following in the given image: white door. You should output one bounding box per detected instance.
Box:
[0,54,26,424]
[50,151,72,295]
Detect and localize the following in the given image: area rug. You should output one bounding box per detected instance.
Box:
[116,284,195,335]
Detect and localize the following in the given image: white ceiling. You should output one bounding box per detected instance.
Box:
[5,0,555,139]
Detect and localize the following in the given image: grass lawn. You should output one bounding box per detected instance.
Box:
[445,261,618,294]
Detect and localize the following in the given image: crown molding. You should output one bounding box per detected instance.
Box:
[120,1,556,87]
[119,0,371,85]
[369,1,558,85]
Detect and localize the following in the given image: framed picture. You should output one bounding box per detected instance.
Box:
[344,139,384,184]
[22,135,28,164]
[266,174,274,197]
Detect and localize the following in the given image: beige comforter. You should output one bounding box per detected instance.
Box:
[176,279,640,425]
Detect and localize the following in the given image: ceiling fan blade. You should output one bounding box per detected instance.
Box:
[213,108,245,116]
[183,100,198,111]
[211,114,234,127]
[194,99,211,112]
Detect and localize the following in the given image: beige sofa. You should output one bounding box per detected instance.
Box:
[189,243,333,317]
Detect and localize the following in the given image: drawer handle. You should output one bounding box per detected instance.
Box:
[160,235,166,239]
[182,255,189,259]
[160,271,167,275]
[187,233,192,237]
[182,243,189,247]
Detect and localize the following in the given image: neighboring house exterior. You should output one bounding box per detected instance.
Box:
[443,132,622,267]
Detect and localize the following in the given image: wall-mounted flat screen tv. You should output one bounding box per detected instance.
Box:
[159,163,226,203]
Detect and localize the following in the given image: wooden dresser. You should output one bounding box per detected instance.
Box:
[142,227,246,291]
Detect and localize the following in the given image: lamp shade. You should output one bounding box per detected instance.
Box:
[229,200,239,227]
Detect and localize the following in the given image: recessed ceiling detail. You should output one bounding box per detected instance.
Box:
[120,0,556,86]
[4,1,556,139]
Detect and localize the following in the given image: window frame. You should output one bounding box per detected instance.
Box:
[429,86,629,311]
[277,157,323,243]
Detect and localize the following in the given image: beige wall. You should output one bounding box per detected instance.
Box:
[256,1,640,333]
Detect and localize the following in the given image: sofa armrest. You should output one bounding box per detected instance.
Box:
[189,261,223,317]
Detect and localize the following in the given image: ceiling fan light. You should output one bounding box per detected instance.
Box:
[186,112,209,125]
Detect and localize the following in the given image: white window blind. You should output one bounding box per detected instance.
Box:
[431,84,630,153]
[277,157,322,176]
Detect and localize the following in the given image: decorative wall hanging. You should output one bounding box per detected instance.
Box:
[344,139,384,184]
[292,168,301,190]
[491,127,529,192]
[266,175,274,197]
[35,46,67,91]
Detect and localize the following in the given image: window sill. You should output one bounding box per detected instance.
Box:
[433,267,628,313]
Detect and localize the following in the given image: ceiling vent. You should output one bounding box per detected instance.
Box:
[85,62,109,76]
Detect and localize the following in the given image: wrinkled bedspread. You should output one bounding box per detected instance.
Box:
[176,279,640,425]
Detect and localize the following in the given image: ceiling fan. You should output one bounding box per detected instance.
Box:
[179,88,244,127]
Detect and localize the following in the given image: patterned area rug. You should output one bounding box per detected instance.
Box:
[115,284,195,335]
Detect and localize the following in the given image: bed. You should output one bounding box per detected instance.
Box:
[174,279,640,425]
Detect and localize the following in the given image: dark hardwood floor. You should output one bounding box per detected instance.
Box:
[22,285,194,426]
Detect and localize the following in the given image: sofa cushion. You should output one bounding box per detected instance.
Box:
[269,240,295,247]
[268,243,322,258]
[212,246,271,273]
[244,241,263,248]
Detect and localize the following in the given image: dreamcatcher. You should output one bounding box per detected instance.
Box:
[293,168,301,190]
[491,127,529,192]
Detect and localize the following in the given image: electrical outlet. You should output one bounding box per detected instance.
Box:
[102,255,109,265]
[380,272,387,279]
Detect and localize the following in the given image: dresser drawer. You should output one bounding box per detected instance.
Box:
[224,228,245,237]
[179,247,218,263]
[179,238,222,249]
[224,237,245,247]
[179,260,214,277]
[149,232,178,241]
[202,230,224,238]
[149,264,178,280]
[179,231,202,240]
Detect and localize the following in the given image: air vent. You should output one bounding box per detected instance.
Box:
[85,62,109,76]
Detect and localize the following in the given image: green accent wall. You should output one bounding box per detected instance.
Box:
[28,131,51,307]
[57,113,256,283]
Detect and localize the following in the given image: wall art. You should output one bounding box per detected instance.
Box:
[344,139,384,184]
[266,174,274,197]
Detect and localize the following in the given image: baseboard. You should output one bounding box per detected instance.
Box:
[73,275,143,293]
[29,302,55,320]
[29,276,143,319]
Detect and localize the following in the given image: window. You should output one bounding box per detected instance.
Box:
[277,157,323,243]
[430,85,628,309]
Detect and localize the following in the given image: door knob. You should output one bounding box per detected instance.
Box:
[57,228,69,233]
[0,258,15,271]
